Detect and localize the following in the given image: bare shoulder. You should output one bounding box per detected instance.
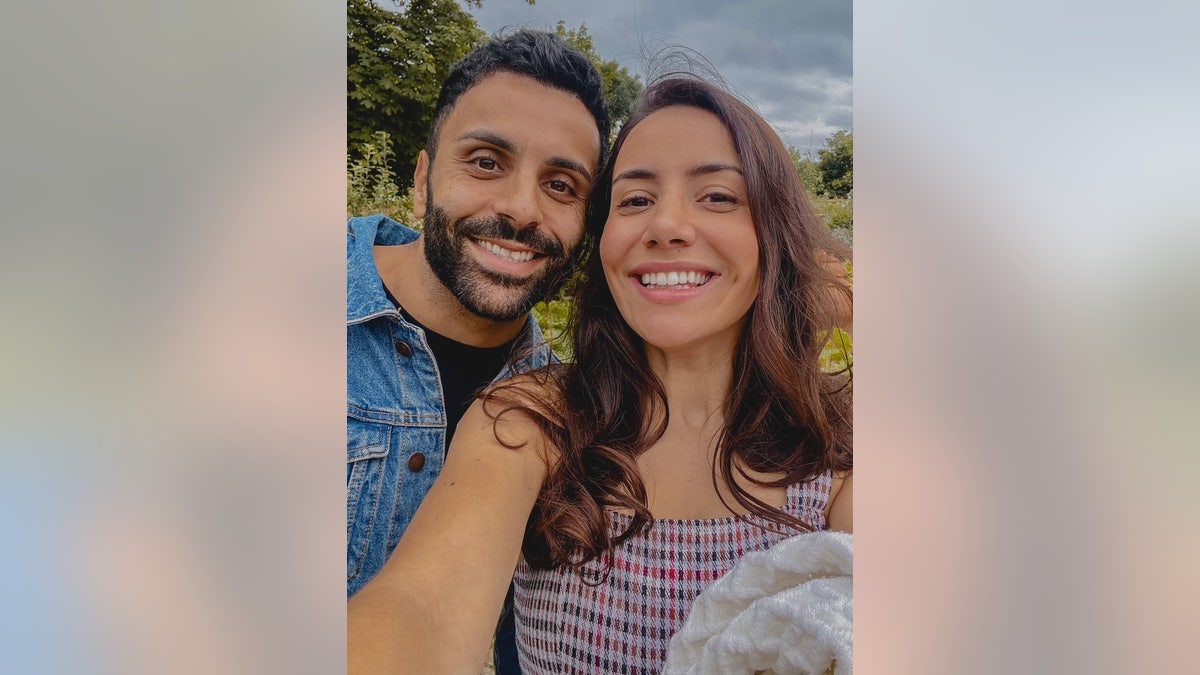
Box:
[460,367,569,466]
[826,471,853,533]
[482,366,566,424]
[488,365,568,403]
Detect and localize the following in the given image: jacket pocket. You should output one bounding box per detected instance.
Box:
[346,418,390,583]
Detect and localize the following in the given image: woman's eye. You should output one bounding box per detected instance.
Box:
[704,192,738,204]
[618,196,650,208]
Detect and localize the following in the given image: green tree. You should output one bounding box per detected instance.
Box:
[348,0,486,189]
[789,140,853,240]
[553,21,642,135]
[817,130,853,198]
[788,145,824,198]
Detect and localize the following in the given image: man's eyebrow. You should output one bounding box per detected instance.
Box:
[454,129,592,183]
[548,157,592,184]
[454,129,515,153]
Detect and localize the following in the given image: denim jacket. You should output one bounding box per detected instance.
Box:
[346,214,554,597]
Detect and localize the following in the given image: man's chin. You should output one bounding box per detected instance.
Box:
[470,264,526,286]
[454,280,543,323]
[457,297,535,323]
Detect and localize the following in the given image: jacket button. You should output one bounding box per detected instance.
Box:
[407,452,426,472]
[395,340,413,357]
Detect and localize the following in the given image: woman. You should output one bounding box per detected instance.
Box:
[348,75,853,675]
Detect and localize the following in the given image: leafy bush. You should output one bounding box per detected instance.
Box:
[820,328,854,374]
[347,130,416,224]
[789,141,853,239]
[533,298,574,362]
[814,195,853,246]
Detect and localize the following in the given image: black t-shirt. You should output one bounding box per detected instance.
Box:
[383,286,513,451]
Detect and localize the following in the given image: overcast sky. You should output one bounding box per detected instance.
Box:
[465,0,851,154]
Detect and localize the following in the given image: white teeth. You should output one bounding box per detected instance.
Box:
[481,241,534,262]
[638,271,712,288]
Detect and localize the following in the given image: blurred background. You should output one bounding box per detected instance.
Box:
[1,0,1197,673]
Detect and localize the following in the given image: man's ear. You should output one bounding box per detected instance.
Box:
[412,150,429,219]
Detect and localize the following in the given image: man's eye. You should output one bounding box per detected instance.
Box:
[548,179,575,195]
[474,157,498,171]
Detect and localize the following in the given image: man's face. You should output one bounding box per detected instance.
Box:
[413,72,601,322]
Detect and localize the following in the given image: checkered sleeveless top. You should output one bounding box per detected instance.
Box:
[512,470,833,674]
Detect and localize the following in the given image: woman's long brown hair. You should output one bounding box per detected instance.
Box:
[484,75,853,575]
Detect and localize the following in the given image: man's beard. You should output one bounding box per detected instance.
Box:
[422,200,577,322]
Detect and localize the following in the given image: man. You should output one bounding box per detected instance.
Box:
[346,29,610,673]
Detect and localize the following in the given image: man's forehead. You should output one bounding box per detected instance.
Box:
[455,71,572,109]
[436,72,601,165]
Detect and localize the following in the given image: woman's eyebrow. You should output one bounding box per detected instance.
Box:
[688,162,743,177]
[612,168,656,183]
[613,163,743,184]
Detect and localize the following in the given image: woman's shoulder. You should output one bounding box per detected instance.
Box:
[825,470,853,533]
[483,364,570,415]
[474,364,573,462]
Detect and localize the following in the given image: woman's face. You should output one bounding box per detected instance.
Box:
[599,105,760,355]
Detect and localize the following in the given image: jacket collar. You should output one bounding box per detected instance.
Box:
[347,215,417,324]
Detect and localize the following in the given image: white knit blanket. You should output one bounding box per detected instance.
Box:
[662,530,853,675]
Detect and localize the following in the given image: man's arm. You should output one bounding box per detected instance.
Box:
[348,396,549,674]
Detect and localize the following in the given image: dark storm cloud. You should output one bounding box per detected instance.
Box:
[466,0,851,151]
[640,0,850,77]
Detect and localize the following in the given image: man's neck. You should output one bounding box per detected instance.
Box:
[374,238,527,348]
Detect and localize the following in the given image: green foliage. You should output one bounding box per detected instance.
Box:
[818,197,853,230]
[532,298,573,361]
[532,263,587,361]
[815,195,853,246]
[553,21,642,135]
[347,3,633,190]
[347,130,417,224]
[348,0,486,190]
[819,327,853,374]
[788,145,824,197]
[789,138,853,241]
[817,130,853,198]
[790,132,854,200]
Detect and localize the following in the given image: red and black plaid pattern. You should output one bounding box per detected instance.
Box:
[514,472,833,674]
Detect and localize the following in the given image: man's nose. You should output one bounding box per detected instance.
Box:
[492,169,544,230]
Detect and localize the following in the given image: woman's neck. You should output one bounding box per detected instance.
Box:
[645,340,736,433]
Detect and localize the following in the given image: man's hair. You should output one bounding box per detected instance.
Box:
[426,29,612,168]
